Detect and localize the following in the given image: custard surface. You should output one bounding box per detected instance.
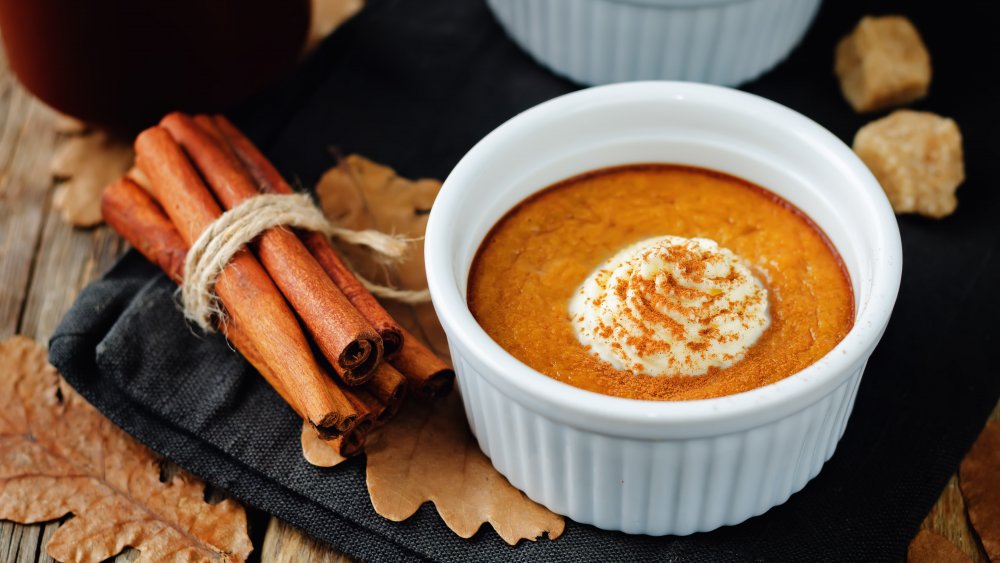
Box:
[468,165,854,401]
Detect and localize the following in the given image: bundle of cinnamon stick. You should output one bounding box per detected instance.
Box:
[101,113,453,456]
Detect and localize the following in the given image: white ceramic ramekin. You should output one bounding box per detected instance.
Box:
[425,82,901,535]
[486,0,822,87]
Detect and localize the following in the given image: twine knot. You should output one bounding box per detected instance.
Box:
[182,193,429,332]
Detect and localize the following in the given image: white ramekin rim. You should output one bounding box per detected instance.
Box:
[426,81,901,439]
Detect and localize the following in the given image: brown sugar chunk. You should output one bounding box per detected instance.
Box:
[853,110,964,218]
[835,16,931,113]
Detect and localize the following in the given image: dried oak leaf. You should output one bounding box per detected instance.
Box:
[300,421,346,468]
[316,154,438,289]
[315,154,449,358]
[366,393,566,545]
[305,155,446,464]
[52,129,134,227]
[960,420,1000,560]
[0,336,252,562]
[313,157,562,544]
[54,113,88,135]
[306,0,364,53]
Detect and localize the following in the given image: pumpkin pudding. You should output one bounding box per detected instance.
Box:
[467,164,854,401]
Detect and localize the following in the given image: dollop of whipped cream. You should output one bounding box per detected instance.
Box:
[569,236,770,377]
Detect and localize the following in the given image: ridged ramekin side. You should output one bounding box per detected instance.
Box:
[455,351,864,535]
[426,83,901,535]
[486,0,822,87]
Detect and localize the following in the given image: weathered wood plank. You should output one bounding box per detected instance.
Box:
[921,475,985,562]
[260,518,354,563]
[17,214,126,342]
[918,400,1000,562]
[0,52,57,340]
[0,521,41,563]
[0,4,366,561]
[33,523,58,563]
[0,42,137,563]
[0,41,60,563]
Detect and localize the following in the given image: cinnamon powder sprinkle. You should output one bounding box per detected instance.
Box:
[467,164,854,401]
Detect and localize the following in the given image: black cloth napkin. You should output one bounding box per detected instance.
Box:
[50,0,999,560]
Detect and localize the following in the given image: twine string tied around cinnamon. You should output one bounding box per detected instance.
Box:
[182,193,430,332]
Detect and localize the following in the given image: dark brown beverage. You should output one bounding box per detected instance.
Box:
[0,0,309,131]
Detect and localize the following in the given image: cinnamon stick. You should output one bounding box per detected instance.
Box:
[133,128,360,436]
[228,317,373,452]
[392,326,455,399]
[100,178,187,285]
[207,114,405,358]
[365,364,408,423]
[211,114,455,398]
[314,432,367,459]
[160,113,382,386]
[101,177,373,448]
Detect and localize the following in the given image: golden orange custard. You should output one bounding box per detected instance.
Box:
[467,164,855,401]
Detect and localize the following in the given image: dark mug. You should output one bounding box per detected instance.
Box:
[0,0,310,132]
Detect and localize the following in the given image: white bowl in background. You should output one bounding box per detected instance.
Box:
[486,0,823,87]
[425,82,901,535]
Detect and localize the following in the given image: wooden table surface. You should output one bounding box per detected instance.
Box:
[0,40,992,563]
[0,46,351,563]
